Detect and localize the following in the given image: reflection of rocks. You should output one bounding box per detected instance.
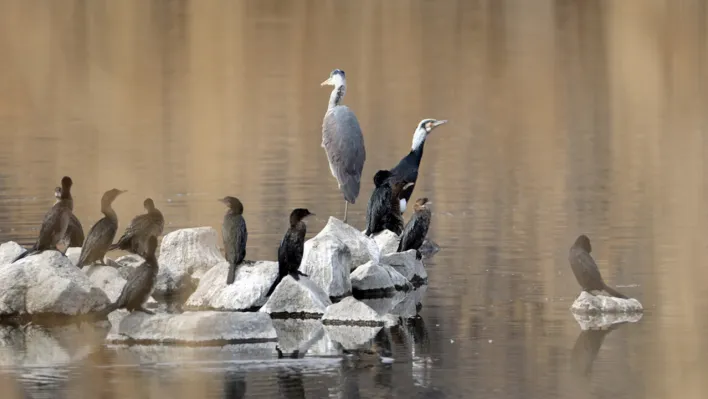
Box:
[572,311,642,330]
[390,286,427,319]
[322,297,386,327]
[351,262,411,296]
[325,325,382,350]
[106,342,277,364]
[259,276,332,318]
[272,319,335,356]
[571,291,643,315]
[359,292,407,315]
[223,370,247,399]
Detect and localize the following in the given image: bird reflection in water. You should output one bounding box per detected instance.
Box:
[222,371,246,399]
[276,367,306,399]
[571,323,627,377]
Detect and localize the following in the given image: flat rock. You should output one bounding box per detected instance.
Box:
[350,262,411,296]
[0,251,110,317]
[84,265,157,306]
[572,311,643,330]
[301,234,352,299]
[65,247,82,266]
[322,297,387,326]
[0,241,24,265]
[108,310,277,344]
[155,227,225,302]
[185,260,278,311]
[259,275,332,318]
[570,291,644,315]
[372,230,400,256]
[318,217,380,269]
[381,250,428,285]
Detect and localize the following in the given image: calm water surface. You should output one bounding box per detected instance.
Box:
[1,1,707,398]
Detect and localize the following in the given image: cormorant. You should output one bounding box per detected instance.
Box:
[219,196,248,285]
[397,198,432,259]
[13,176,74,262]
[568,235,628,299]
[266,208,314,297]
[364,170,414,236]
[54,186,85,248]
[76,189,127,267]
[321,69,366,223]
[109,198,164,255]
[390,119,447,213]
[103,235,159,315]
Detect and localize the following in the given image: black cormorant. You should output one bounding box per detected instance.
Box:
[219,196,248,285]
[266,208,314,297]
[104,235,159,315]
[76,189,127,267]
[109,198,164,255]
[364,170,414,236]
[569,235,628,299]
[54,186,85,248]
[397,198,432,259]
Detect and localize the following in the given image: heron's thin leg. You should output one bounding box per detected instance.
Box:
[343,201,349,223]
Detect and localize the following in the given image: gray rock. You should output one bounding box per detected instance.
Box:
[108,310,277,344]
[84,265,157,306]
[390,285,427,319]
[381,250,427,285]
[323,297,387,326]
[0,241,24,265]
[572,311,643,330]
[318,217,380,269]
[260,275,332,318]
[301,235,352,299]
[419,238,440,257]
[153,266,196,304]
[113,254,146,279]
[65,247,82,266]
[0,251,110,317]
[570,291,644,315]
[372,230,400,256]
[350,262,411,296]
[360,292,406,315]
[185,260,279,311]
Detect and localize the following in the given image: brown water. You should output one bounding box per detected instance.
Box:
[0,1,707,398]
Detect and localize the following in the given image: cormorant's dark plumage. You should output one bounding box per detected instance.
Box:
[568,235,628,299]
[107,235,159,315]
[397,198,432,259]
[109,198,164,255]
[266,208,314,297]
[220,196,248,285]
[77,189,126,267]
[390,119,447,213]
[13,177,74,263]
[54,186,85,248]
[364,170,413,236]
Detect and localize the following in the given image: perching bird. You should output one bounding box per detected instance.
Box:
[266,208,314,297]
[219,196,248,285]
[364,170,414,237]
[390,119,447,213]
[101,235,159,316]
[568,235,628,299]
[13,176,74,263]
[109,198,164,255]
[321,69,366,224]
[54,186,85,248]
[76,189,127,267]
[397,198,432,259]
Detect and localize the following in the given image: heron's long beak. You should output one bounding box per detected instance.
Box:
[433,120,448,127]
[320,77,333,86]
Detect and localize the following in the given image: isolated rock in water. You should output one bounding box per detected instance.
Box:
[381,250,427,285]
[316,217,380,270]
[260,275,332,318]
[301,235,352,299]
[351,262,411,296]
[0,241,24,265]
[185,261,279,311]
[572,311,643,331]
[0,251,110,316]
[570,291,643,315]
[323,297,387,326]
[84,265,157,306]
[108,310,277,344]
[65,247,82,266]
[372,230,400,256]
[159,227,226,280]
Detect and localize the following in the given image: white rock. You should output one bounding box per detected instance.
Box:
[359,292,406,315]
[0,241,24,265]
[65,247,82,266]
[317,217,379,269]
[381,250,427,285]
[0,251,110,316]
[301,235,352,299]
[260,275,332,317]
[108,310,277,344]
[572,311,643,330]
[350,262,411,295]
[84,265,157,306]
[372,230,400,255]
[185,261,278,311]
[115,254,145,269]
[570,291,644,315]
[323,297,387,326]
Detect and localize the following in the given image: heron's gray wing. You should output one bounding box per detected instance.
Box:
[322,106,366,203]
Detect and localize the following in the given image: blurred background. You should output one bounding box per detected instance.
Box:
[0,0,707,398]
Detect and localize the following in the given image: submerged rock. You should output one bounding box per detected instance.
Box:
[317,217,380,269]
[259,275,332,318]
[84,265,157,307]
[322,297,387,327]
[381,250,427,286]
[572,311,643,330]
[185,260,278,311]
[570,291,644,315]
[0,241,24,265]
[300,235,352,299]
[108,310,277,344]
[155,227,225,302]
[372,230,400,256]
[0,251,110,317]
[350,262,411,297]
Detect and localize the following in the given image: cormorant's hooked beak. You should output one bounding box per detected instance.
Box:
[119,190,128,194]
[307,213,316,217]
[432,120,448,127]
[320,77,333,86]
[403,182,415,190]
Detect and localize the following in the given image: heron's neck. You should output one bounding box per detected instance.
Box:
[329,85,345,109]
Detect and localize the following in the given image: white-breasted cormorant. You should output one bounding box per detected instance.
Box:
[568,235,628,299]
[364,170,414,237]
[321,69,366,224]
[266,208,314,297]
[76,189,127,267]
[219,196,248,285]
[109,198,164,255]
[397,198,432,259]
